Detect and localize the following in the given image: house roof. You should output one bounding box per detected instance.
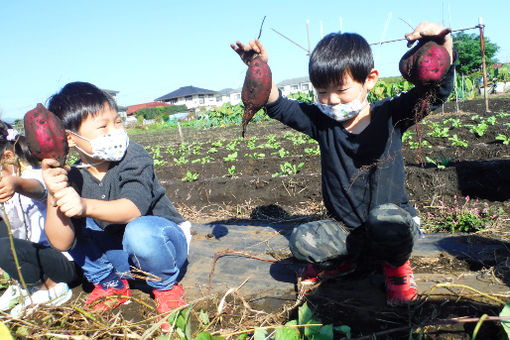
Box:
[126,101,169,115]
[155,86,217,101]
[277,76,310,86]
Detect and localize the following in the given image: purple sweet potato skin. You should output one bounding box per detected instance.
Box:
[23,103,68,165]
[241,56,272,137]
[399,40,450,87]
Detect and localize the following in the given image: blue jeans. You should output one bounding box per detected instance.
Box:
[69,216,187,291]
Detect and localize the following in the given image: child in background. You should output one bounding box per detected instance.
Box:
[0,123,78,316]
[232,22,454,305]
[42,82,191,331]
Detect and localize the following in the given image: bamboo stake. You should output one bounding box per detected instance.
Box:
[479,17,490,113]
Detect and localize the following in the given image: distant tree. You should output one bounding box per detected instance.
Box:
[453,32,499,75]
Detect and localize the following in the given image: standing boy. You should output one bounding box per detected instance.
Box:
[232,22,454,305]
[42,82,191,329]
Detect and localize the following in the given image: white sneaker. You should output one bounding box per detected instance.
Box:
[0,285,28,311]
[10,283,72,318]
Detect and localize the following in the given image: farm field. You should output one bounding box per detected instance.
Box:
[132,97,510,226]
[130,96,510,339]
[4,97,510,339]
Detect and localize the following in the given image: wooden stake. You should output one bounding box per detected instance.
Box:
[479,17,490,113]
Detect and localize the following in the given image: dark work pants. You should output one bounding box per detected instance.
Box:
[0,238,79,286]
[289,203,419,267]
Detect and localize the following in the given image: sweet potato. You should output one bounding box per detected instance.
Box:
[399,32,451,159]
[241,56,272,137]
[399,40,450,87]
[23,103,68,165]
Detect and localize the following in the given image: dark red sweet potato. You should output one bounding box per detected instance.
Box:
[241,56,272,137]
[24,103,68,165]
[399,40,450,87]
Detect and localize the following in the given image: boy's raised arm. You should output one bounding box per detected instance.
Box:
[41,158,76,250]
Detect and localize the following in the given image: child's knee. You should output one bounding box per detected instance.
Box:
[290,220,350,264]
[365,203,418,261]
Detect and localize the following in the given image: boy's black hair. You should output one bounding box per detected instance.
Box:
[309,32,374,89]
[47,81,118,131]
[0,121,39,168]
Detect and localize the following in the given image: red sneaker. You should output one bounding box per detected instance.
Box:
[153,284,186,332]
[383,260,418,306]
[84,279,131,312]
[298,261,356,288]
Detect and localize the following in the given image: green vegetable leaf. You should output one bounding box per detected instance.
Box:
[499,302,510,338]
[253,328,268,340]
[298,302,313,325]
[275,326,300,340]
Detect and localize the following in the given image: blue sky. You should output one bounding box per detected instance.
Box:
[1,0,508,121]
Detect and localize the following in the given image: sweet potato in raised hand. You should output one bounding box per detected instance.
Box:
[24,103,68,166]
[399,40,451,88]
[241,55,272,137]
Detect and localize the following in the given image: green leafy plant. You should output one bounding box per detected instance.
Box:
[181,171,199,182]
[427,122,450,138]
[408,139,431,150]
[284,132,307,145]
[261,134,280,149]
[246,136,259,150]
[402,131,414,143]
[496,134,510,145]
[192,142,203,155]
[497,111,510,118]
[272,161,304,177]
[272,148,289,158]
[469,121,489,137]
[153,159,168,166]
[486,115,497,126]
[211,138,226,148]
[244,152,265,160]
[443,118,461,128]
[227,165,236,177]
[304,146,320,156]
[207,147,218,154]
[223,151,238,162]
[192,156,213,164]
[165,145,175,155]
[253,302,351,340]
[426,156,453,169]
[448,134,468,148]
[226,138,242,152]
[423,195,503,233]
[173,156,189,165]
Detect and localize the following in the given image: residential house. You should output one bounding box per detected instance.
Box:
[153,76,313,111]
[277,76,313,96]
[155,86,217,110]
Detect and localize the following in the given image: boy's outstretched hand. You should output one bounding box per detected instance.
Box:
[405,22,453,63]
[231,39,268,65]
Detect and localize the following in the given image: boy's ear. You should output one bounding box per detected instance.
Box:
[65,130,77,148]
[365,68,379,91]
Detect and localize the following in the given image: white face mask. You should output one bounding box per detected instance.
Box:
[316,84,368,122]
[69,129,129,162]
